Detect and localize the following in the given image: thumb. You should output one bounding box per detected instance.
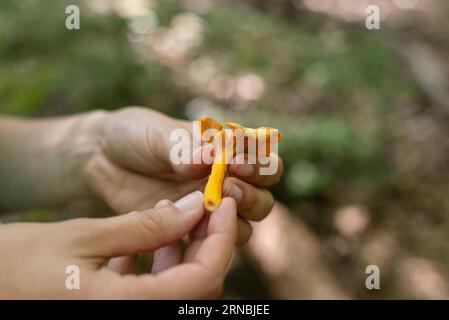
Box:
[84,191,204,258]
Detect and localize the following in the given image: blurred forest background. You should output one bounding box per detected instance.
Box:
[1,0,449,299]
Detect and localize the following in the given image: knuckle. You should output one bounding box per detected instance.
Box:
[135,208,168,238]
[251,193,274,222]
[269,175,279,186]
[239,188,257,214]
[236,233,249,246]
[63,218,100,252]
[244,187,257,206]
[272,171,282,185]
[265,190,275,211]
[237,221,252,246]
[222,177,238,196]
[270,158,284,185]
[67,218,96,239]
[258,175,278,187]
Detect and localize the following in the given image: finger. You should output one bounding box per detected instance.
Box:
[151,199,184,274]
[80,191,204,258]
[185,203,252,253]
[236,217,252,246]
[186,215,251,250]
[189,214,210,241]
[151,200,183,274]
[183,215,210,262]
[108,199,174,274]
[151,242,183,274]
[222,177,274,222]
[183,197,237,271]
[84,152,205,213]
[228,153,284,187]
[101,198,238,299]
[107,256,137,275]
[101,108,193,179]
[152,197,238,298]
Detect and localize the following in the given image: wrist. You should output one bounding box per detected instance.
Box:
[0,110,110,212]
[53,110,109,204]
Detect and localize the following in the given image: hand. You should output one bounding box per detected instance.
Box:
[0,192,237,299]
[76,107,284,245]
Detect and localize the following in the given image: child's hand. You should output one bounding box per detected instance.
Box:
[78,107,284,245]
[0,192,237,299]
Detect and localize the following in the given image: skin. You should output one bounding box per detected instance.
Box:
[0,193,237,299]
[0,107,284,299]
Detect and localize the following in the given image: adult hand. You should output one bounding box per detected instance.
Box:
[78,107,283,245]
[0,107,283,245]
[0,192,237,299]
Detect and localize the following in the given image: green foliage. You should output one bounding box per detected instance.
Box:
[0,0,190,117]
[0,0,404,201]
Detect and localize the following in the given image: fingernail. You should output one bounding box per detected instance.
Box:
[174,191,203,213]
[233,163,254,177]
[228,184,243,203]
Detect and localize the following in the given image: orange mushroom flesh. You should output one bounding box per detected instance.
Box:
[200,118,283,212]
[203,161,227,211]
[199,117,223,143]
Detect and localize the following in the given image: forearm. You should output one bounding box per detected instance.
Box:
[0,112,104,212]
